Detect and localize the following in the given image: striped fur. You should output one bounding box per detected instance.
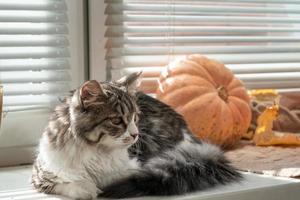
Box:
[32,72,241,199]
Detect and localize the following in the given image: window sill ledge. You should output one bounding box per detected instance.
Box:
[1,165,300,200]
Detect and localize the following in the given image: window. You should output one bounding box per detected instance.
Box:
[101,0,300,95]
[0,0,86,166]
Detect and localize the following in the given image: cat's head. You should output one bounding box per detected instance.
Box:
[69,72,142,149]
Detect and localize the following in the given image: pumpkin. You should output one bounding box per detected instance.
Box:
[156,54,251,149]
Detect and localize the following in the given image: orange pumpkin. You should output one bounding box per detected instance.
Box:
[156,54,251,149]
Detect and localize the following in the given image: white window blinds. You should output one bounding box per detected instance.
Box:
[104,0,300,94]
[0,0,71,112]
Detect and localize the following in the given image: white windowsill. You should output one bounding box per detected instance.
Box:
[0,165,300,200]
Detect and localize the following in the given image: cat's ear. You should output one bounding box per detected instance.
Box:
[79,80,105,107]
[117,72,142,94]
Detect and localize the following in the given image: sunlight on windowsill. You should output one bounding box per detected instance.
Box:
[1,165,300,200]
[0,188,68,200]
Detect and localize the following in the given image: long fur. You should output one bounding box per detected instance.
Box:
[100,135,242,198]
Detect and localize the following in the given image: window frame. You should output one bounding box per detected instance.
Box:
[88,0,107,82]
[0,0,87,167]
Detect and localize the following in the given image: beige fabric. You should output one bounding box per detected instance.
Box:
[226,141,300,178]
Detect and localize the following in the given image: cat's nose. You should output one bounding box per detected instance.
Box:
[130,133,139,139]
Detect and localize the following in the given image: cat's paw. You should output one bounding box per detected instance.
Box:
[65,181,98,200]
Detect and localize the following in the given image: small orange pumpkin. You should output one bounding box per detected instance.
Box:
[156,54,251,149]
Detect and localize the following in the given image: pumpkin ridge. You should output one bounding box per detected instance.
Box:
[190,59,218,86]
[225,101,244,145]
[171,73,216,87]
[180,104,220,138]
[228,86,250,103]
[184,59,216,86]
[203,98,223,138]
[161,84,215,98]
[206,99,224,144]
[170,70,213,83]
[178,93,216,125]
[227,77,244,90]
[157,75,215,99]
[193,56,233,86]
[219,100,235,143]
[230,95,251,107]
[228,85,245,93]
[210,59,234,86]
[228,96,252,125]
[160,85,215,109]
[179,92,217,112]
[174,90,217,110]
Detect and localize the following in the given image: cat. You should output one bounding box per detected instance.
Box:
[31,72,241,199]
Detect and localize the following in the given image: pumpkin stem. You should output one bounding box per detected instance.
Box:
[217,86,228,102]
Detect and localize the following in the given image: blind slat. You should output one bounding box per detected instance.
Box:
[106,14,300,25]
[239,72,300,82]
[245,81,300,89]
[0,23,68,34]
[106,26,300,37]
[105,0,300,4]
[0,0,66,11]
[221,63,300,74]
[106,3,300,14]
[0,11,67,22]
[3,83,70,95]
[0,47,69,59]
[0,58,69,71]
[4,94,62,107]
[107,46,300,58]
[0,35,68,47]
[107,36,300,47]
[110,53,300,68]
[111,63,300,78]
[0,71,70,83]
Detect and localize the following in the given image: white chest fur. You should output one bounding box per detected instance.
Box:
[38,136,139,189]
[85,148,139,188]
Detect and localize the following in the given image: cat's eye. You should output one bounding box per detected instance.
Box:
[110,117,123,125]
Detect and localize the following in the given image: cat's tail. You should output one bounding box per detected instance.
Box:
[99,137,242,198]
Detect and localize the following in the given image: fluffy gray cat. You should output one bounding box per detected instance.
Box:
[32,72,241,199]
